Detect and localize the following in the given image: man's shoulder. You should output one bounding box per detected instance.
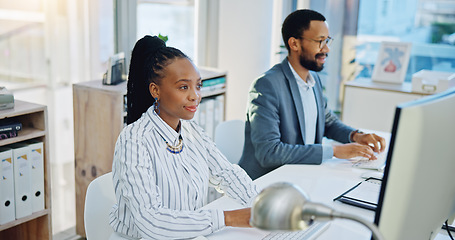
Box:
[254,62,287,85]
[266,61,286,76]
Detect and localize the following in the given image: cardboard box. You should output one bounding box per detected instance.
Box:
[412,70,455,94]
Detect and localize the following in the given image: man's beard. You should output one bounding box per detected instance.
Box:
[299,48,327,72]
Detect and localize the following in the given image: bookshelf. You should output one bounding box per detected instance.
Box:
[73,67,227,237]
[0,100,52,240]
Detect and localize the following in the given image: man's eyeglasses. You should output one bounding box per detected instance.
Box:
[299,36,333,49]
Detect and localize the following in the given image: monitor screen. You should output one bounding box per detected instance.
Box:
[374,87,455,239]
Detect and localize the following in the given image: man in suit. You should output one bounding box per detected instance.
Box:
[239,9,386,180]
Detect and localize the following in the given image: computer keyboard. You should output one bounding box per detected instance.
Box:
[262,222,330,240]
[352,152,387,172]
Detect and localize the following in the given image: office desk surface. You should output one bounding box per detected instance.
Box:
[205,158,376,239]
[204,158,453,240]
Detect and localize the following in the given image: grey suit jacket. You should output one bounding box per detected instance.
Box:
[239,58,355,180]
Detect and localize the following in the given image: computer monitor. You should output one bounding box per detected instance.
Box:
[374,87,455,239]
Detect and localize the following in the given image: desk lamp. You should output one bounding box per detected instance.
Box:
[250,182,384,240]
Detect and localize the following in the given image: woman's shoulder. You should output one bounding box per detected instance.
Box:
[181,120,211,142]
[182,119,203,134]
[120,117,157,141]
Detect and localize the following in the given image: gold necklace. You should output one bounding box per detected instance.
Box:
[157,132,184,154]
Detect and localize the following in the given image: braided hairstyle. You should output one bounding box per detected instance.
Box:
[126,35,188,124]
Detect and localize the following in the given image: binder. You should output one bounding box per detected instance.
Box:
[216,95,225,122]
[201,76,226,94]
[204,98,215,139]
[0,147,15,224]
[213,95,225,134]
[198,99,207,131]
[27,140,45,212]
[11,143,32,219]
[333,177,382,211]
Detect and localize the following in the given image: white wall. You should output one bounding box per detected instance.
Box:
[218,0,274,120]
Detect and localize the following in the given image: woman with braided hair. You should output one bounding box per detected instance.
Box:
[109,35,258,240]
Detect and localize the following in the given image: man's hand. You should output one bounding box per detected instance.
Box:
[333,143,377,160]
[352,132,386,153]
[224,208,252,228]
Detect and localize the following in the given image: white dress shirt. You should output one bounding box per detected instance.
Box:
[109,107,258,239]
[288,62,334,160]
[288,63,317,144]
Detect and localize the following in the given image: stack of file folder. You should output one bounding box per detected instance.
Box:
[0,140,45,224]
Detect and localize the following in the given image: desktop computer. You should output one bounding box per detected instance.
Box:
[374,87,455,239]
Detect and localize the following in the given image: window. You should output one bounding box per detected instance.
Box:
[137,0,195,59]
[0,1,47,87]
[355,0,455,82]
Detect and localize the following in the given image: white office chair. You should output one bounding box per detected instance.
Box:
[84,172,116,240]
[214,119,245,164]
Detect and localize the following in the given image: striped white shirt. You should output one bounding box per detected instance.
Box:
[109,107,258,239]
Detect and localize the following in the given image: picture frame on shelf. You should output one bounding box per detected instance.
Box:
[372,42,412,84]
[103,52,126,85]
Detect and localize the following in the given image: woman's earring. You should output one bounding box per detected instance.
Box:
[153,97,160,115]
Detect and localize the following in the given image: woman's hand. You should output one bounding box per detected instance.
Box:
[224,208,252,228]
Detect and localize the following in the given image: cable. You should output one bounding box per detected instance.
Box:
[445,220,454,240]
[442,224,455,232]
[333,211,384,240]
